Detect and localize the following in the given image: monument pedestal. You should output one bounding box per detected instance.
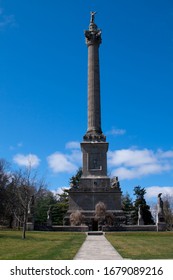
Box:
[68,182,122,211]
[64,182,126,229]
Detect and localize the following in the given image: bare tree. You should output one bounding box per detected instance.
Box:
[95,202,106,221]
[163,194,173,230]
[0,159,11,225]
[70,210,83,226]
[12,167,38,239]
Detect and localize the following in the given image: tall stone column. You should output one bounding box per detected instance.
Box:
[84,12,105,142]
[81,12,108,179]
[65,13,123,227]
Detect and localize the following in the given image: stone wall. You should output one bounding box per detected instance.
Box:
[103,225,157,232]
[52,226,89,232]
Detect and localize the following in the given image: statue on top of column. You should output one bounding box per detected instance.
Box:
[85,11,102,45]
[90,11,96,23]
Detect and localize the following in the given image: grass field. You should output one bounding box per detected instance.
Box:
[0,231,173,260]
[0,231,86,260]
[106,232,173,259]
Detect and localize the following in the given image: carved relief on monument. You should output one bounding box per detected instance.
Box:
[87,153,102,171]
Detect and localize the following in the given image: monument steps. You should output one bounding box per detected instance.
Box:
[88,231,103,235]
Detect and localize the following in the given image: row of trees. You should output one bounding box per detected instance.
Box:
[0,159,68,238]
[1,158,173,236]
[122,186,154,225]
[122,186,173,229]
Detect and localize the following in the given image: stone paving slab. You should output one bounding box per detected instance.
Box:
[74,234,123,260]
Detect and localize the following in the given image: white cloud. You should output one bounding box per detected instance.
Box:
[108,148,173,180]
[157,149,173,158]
[66,141,82,163]
[13,154,40,168]
[47,152,78,174]
[112,167,136,180]
[47,143,173,181]
[67,151,82,165]
[47,141,82,174]
[146,186,173,199]
[51,186,70,196]
[107,128,126,136]
[108,149,156,167]
[65,141,80,149]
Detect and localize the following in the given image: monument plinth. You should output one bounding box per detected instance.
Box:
[64,13,125,230]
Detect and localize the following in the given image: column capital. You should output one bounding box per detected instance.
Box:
[84,12,102,46]
[83,131,106,142]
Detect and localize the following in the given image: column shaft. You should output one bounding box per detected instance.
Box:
[88,43,101,134]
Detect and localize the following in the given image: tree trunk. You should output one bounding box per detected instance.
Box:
[22,210,27,239]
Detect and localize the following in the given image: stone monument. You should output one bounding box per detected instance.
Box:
[137,205,144,225]
[47,206,52,227]
[156,193,166,231]
[64,12,125,230]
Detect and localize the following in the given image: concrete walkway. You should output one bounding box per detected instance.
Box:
[74,233,123,260]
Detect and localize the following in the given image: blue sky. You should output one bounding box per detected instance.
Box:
[0,0,173,203]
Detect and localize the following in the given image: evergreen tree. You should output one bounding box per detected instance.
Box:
[133,186,154,225]
[69,168,82,188]
[51,189,69,225]
[34,187,57,225]
[122,192,134,212]
[122,192,134,225]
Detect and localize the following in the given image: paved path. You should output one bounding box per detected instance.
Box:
[74,233,123,260]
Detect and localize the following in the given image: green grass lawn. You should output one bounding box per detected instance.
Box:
[106,232,173,259]
[0,231,86,260]
[1,231,173,260]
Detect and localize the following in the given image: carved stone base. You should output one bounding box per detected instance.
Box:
[64,209,126,230]
[68,186,122,212]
